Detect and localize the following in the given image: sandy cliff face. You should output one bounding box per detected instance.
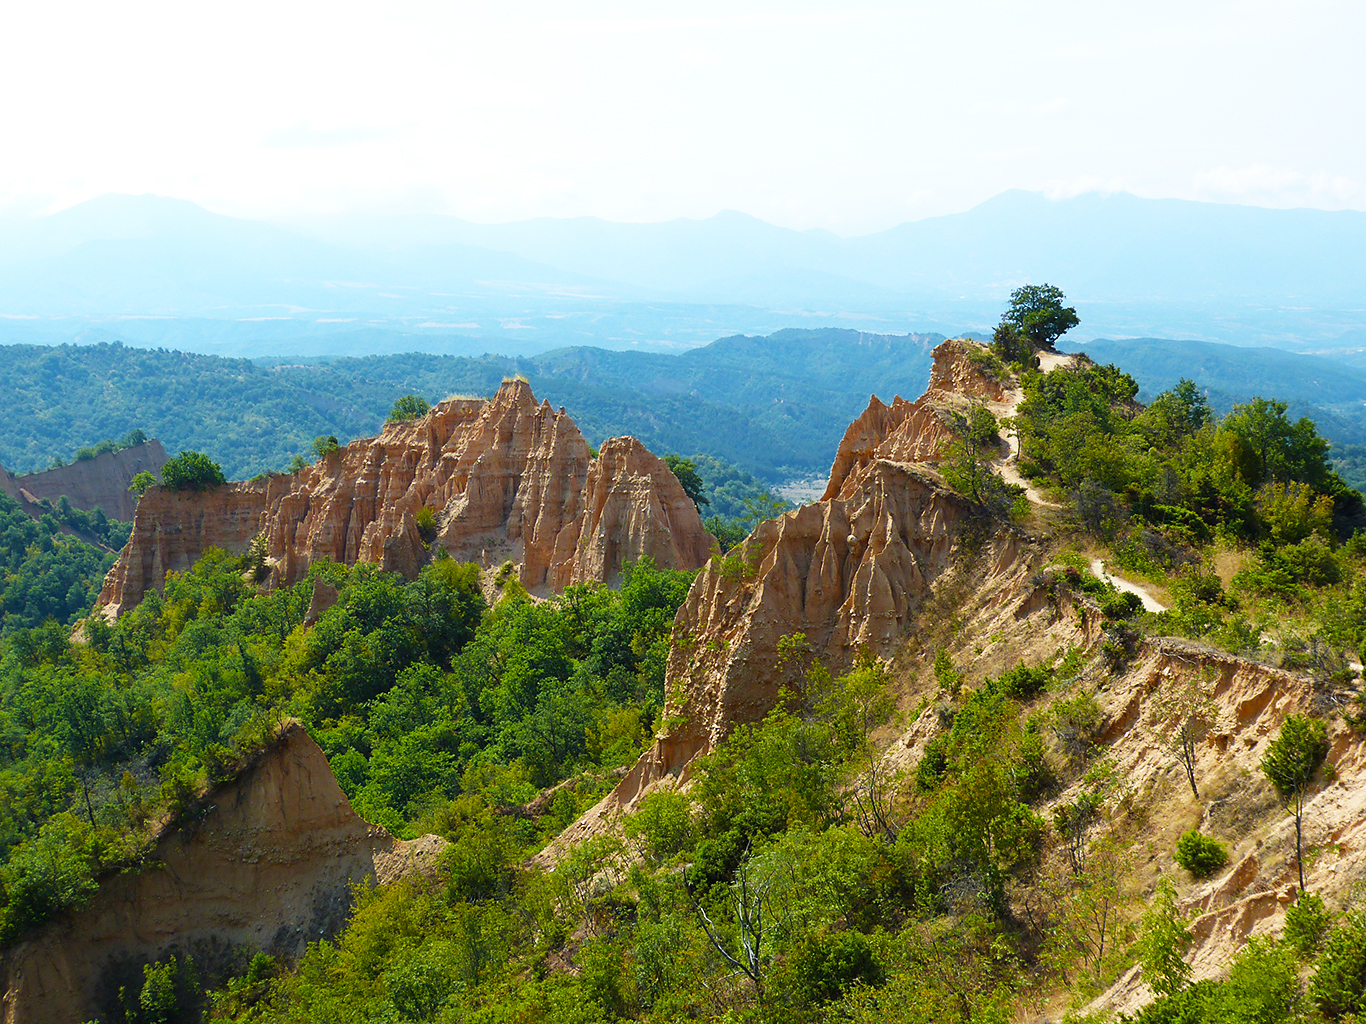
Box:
[822,337,1004,501]
[1083,642,1366,1016]
[548,340,1034,850]
[0,724,441,1024]
[10,441,168,521]
[0,464,18,504]
[96,380,709,618]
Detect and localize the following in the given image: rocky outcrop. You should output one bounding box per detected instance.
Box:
[8,441,168,521]
[822,337,1003,501]
[0,723,442,1024]
[1086,641,1366,1017]
[0,464,18,505]
[96,381,710,618]
[544,340,1033,855]
[548,436,715,590]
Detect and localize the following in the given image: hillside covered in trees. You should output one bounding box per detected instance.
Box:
[3,313,1366,1022]
[3,330,1364,495]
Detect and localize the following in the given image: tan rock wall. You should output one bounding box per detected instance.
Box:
[0,725,440,1024]
[97,381,710,618]
[11,441,168,521]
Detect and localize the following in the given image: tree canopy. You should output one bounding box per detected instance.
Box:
[1000,283,1080,353]
[158,451,226,491]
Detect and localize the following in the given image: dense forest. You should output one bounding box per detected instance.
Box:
[0,331,938,482]
[4,331,1363,492]
[0,491,122,634]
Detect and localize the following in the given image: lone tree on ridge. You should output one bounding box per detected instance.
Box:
[998,283,1080,354]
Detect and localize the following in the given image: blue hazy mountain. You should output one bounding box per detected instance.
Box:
[3,191,1366,357]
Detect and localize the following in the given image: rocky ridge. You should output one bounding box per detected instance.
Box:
[546,338,1366,1023]
[96,380,710,618]
[0,723,442,1024]
[549,338,1029,850]
[5,441,169,522]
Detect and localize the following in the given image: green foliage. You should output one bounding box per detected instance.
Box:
[933,649,961,698]
[662,455,709,511]
[1000,283,1080,352]
[414,506,437,541]
[310,434,340,459]
[0,544,697,945]
[785,929,885,1006]
[1173,830,1229,879]
[996,661,1052,700]
[387,393,431,422]
[69,428,149,465]
[0,491,117,633]
[129,471,158,496]
[1135,878,1192,998]
[1262,715,1330,803]
[1309,909,1366,1019]
[624,790,694,864]
[158,450,226,491]
[1129,938,1301,1023]
[1284,891,1331,958]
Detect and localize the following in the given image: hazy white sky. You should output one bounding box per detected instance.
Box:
[2,0,1362,233]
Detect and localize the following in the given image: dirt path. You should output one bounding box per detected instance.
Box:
[988,351,1076,508]
[1090,558,1169,613]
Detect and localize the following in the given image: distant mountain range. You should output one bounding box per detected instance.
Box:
[2,191,1365,358]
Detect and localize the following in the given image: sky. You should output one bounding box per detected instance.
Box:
[2,0,1363,234]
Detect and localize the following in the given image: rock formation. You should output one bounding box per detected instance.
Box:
[5,441,168,521]
[0,723,442,1024]
[0,464,18,505]
[547,339,1033,851]
[822,336,1005,501]
[96,380,710,618]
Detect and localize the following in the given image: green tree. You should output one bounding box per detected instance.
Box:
[1136,878,1193,998]
[388,394,431,422]
[663,455,710,511]
[159,451,226,491]
[129,471,158,496]
[1222,398,1331,487]
[1000,283,1080,352]
[1151,672,1219,799]
[310,435,340,459]
[1261,715,1330,893]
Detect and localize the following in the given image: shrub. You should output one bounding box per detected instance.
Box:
[933,649,962,698]
[159,450,226,491]
[916,735,950,792]
[1285,891,1332,958]
[623,790,694,862]
[1310,910,1366,1020]
[415,507,438,541]
[1101,591,1142,620]
[389,394,431,422]
[129,470,158,495]
[1174,829,1228,878]
[1051,691,1102,762]
[786,930,885,1006]
[997,662,1052,700]
[310,434,340,459]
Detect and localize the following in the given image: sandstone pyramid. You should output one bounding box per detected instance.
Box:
[97,379,711,618]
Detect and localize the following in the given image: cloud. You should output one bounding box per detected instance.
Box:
[262,125,393,149]
[1192,164,1366,210]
